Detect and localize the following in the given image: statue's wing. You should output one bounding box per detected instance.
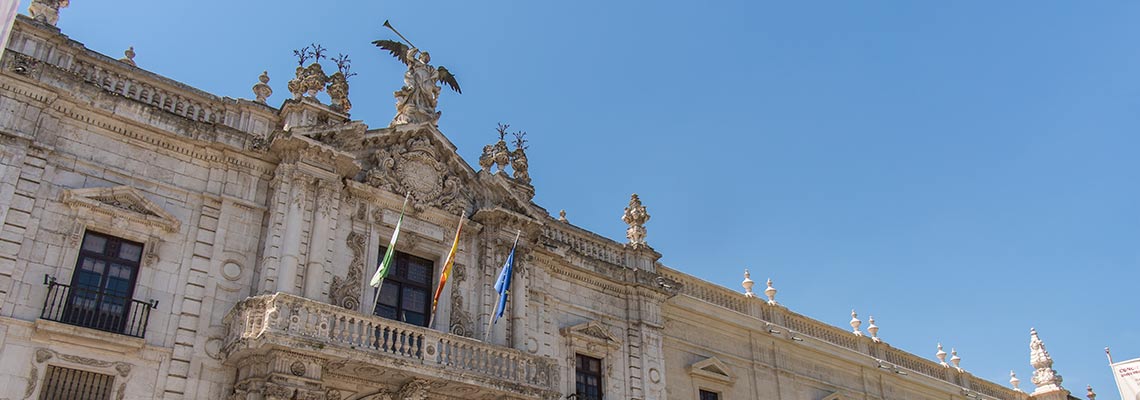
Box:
[371,39,410,65]
[436,66,462,94]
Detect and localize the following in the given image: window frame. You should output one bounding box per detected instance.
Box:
[372,246,435,327]
[39,364,116,400]
[698,388,721,400]
[63,231,144,334]
[575,353,604,400]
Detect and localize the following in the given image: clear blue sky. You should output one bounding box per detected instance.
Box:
[23,0,1139,396]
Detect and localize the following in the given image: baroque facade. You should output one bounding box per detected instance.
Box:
[0,6,1081,400]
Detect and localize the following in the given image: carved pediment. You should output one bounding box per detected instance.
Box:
[689,356,735,384]
[821,393,846,400]
[362,127,476,214]
[61,186,180,233]
[561,321,621,345]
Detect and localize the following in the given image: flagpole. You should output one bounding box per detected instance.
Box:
[1106,347,1114,364]
[485,230,521,342]
[429,210,465,330]
[370,192,410,317]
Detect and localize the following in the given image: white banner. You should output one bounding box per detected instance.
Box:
[0,0,18,59]
[1113,358,1140,400]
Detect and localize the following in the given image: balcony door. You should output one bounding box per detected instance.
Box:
[65,231,143,334]
[373,247,434,327]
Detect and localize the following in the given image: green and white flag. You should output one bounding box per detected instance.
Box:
[369,193,410,288]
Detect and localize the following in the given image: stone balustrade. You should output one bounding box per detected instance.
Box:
[657,266,1028,400]
[222,293,559,395]
[541,223,626,267]
[5,16,276,141]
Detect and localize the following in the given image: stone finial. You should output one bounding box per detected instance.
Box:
[558,210,568,222]
[622,194,650,246]
[252,71,273,103]
[850,309,863,336]
[936,343,948,367]
[118,46,136,66]
[28,0,69,27]
[867,316,880,342]
[742,269,756,298]
[1086,385,1095,400]
[1029,328,1064,394]
[950,348,962,371]
[1010,371,1022,392]
[764,278,778,305]
[510,131,530,185]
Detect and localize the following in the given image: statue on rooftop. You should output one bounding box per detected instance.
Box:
[28,0,68,26]
[374,21,461,126]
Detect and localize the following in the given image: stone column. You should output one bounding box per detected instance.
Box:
[304,181,336,300]
[277,175,308,294]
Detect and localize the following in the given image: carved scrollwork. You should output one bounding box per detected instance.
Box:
[330,231,366,310]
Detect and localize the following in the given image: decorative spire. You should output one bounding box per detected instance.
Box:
[764,278,778,305]
[252,71,273,103]
[622,194,650,246]
[867,316,880,343]
[1029,328,1064,394]
[950,348,962,371]
[28,0,69,27]
[936,343,948,367]
[1085,385,1095,400]
[558,210,568,223]
[1010,371,1022,392]
[742,269,756,298]
[118,46,136,67]
[850,309,863,336]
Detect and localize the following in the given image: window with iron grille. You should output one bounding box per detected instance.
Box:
[699,389,721,400]
[41,231,149,337]
[373,247,434,327]
[39,365,114,400]
[575,354,603,400]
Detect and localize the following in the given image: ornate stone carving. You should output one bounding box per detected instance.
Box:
[396,378,430,400]
[10,53,41,76]
[742,269,755,297]
[118,46,136,67]
[764,278,778,305]
[330,231,365,310]
[849,309,863,337]
[328,54,356,114]
[447,259,474,337]
[253,70,273,103]
[28,0,68,26]
[1029,328,1064,393]
[622,193,650,246]
[364,135,470,214]
[478,144,494,171]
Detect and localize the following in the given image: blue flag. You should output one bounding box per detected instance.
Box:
[491,233,520,325]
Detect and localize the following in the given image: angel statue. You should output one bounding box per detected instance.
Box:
[374,30,461,126]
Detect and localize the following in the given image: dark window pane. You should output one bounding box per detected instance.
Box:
[378,284,400,307]
[118,242,142,262]
[81,235,107,253]
[576,354,603,400]
[406,261,431,284]
[372,248,434,327]
[699,390,720,400]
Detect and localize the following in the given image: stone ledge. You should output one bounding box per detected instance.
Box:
[33,318,146,352]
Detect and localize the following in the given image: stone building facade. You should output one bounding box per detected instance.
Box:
[0,6,1079,400]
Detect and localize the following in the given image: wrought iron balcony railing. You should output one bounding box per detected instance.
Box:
[40,276,158,339]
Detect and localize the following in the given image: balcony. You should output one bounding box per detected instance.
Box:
[222,293,561,399]
[39,276,156,339]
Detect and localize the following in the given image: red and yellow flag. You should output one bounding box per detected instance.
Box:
[431,215,464,321]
